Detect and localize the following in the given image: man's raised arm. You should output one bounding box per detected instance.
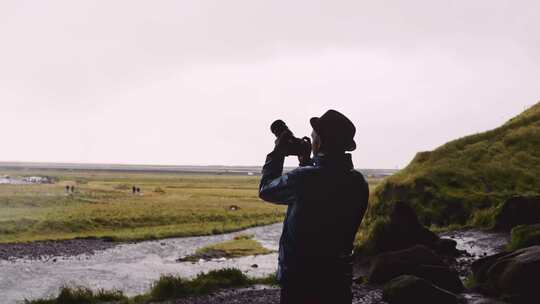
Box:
[258,151,298,205]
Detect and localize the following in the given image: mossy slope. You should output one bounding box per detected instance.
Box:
[369,102,540,228]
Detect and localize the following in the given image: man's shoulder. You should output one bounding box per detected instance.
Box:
[287,165,320,177]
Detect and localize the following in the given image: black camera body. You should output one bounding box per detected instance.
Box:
[270,120,311,157]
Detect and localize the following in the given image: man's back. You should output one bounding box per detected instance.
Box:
[259,153,369,285]
[260,110,367,304]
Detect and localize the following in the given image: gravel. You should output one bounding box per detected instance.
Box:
[0,238,117,261]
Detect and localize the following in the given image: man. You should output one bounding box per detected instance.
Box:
[259,110,369,304]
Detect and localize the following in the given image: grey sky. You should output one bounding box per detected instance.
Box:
[1,1,539,168]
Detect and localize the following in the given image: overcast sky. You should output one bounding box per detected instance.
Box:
[1,1,539,168]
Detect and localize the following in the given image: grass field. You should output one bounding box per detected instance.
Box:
[0,169,287,243]
[0,168,382,244]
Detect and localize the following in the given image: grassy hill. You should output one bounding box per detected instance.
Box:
[367,102,540,229]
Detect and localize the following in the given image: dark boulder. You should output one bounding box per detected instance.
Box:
[472,245,540,301]
[369,245,445,283]
[382,275,459,304]
[414,265,464,293]
[433,238,461,256]
[494,196,540,231]
[369,245,464,293]
[365,201,453,255]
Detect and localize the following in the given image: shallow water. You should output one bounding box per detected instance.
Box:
[0,223,283,304]
[0,225,510,304]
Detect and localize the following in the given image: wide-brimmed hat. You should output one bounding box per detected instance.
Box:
[310,110,356,151]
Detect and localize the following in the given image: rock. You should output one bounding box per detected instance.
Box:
[367,202,442,254]
[472,300,508,304]
[251,264,258,268]
[494,196,540,231]
[368,245,444,283]
[472,245,540,300]
[382,275,459,304]
[433,238,461,256]
[508,223,540,250]
[414,265,464,293]
[368,245,463,292]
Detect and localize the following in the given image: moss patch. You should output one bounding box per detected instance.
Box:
[180,234,273,261]
[508,224,540,250]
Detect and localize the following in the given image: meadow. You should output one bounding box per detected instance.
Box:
[0,169,286,243]
[0,166,383,244]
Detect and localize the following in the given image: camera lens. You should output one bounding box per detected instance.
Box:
[270,120,288,137]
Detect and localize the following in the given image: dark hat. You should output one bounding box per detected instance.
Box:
[310,110,356,151]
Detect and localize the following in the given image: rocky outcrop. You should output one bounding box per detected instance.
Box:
[368,245,464,293]
[364,201,460,256]
[472,245,540,302]
[494,196,540,231]
[382,275,459,304]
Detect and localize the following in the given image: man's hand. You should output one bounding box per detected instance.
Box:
[273,131,291,157]
[298,136,312,166]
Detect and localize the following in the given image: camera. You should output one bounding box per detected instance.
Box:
[270,120,311,157]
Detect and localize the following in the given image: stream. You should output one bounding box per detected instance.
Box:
[0,224,510,304]
[0,224,282,304]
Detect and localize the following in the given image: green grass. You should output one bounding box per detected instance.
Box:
[182,234,273,261]
[24,287,126,304]
[367,101,540,230]
[508,224,540,250]
[25,268,278,304]
[0,170,285,243]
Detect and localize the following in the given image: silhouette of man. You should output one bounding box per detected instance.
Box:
[259,110,369,304]
[70,185,75,193]
[132,186,136,195]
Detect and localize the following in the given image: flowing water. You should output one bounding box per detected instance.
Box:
[0,224,283,304]
[0,224,510,304]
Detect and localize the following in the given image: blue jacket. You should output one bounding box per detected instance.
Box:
[259,152,369,284]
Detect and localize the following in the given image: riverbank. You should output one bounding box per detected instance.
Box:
[0,238,116,261]
[4,221,511,304]
[0,223,283,304]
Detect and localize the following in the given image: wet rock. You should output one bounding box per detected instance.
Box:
[382,275,459,304]
[251,264,258,268]
[434,238,462,256]
[368,245,444,283]
[369,245,463,293]
[414,265,464,293]
[471,299,508,304]
[472,245,540,301]
[494,196,540,231]
[508,223,540,250]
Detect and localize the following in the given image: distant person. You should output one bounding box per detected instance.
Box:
[132,186,136,195]
[136,187,141,194]
[66,185,70,193]
[70,185,75,193]
[259,110,369,304]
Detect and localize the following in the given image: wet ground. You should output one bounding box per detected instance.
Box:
[0,239,117,261]
[0,224,510,304]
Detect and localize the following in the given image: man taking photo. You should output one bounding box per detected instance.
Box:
[259,110,369,304]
